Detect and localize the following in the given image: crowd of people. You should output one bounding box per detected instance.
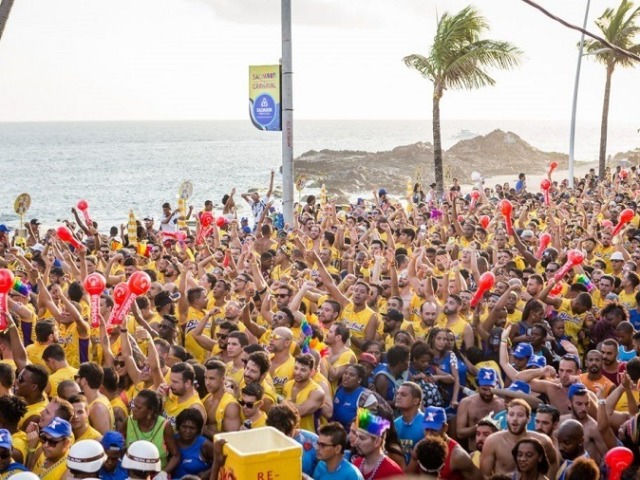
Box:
[0,165,639,479]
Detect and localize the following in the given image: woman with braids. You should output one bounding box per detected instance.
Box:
[120,389,180,474]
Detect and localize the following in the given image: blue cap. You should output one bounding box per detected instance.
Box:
[0,429,12,449]
[378,189,387,196]
[568,383,589,400]
[423,406,447,431]
[242,226,252,234]
[101,431,125,451]
[0,225,10,233]
[42,417,72,439]
[513,343,533,359]
[526,355,547,369]
[506,380,531,395]
[477,367,498,387]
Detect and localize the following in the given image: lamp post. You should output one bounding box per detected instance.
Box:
[281,0,294,224]
[568,0,591,188]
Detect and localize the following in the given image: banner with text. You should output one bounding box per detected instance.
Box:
[249,65,281,131]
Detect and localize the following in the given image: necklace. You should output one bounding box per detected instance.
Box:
[359,455,385,480]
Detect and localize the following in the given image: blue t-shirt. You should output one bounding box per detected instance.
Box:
[395,411,426,464]
[629,309,640,330]
[313,458,364,480]
[332,386,365,430]
[619,345,637,362]
[293,429,319,476]
[99,461,128,480]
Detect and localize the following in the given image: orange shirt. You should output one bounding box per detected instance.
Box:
[579,373,615,397]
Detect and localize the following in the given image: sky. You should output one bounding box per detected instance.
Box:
[0,0,638,122]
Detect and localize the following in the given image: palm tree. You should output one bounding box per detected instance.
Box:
[403,6,522,197]
[0,0,15,43]
[584,0,640,180]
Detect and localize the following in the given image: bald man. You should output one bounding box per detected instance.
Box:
[556,419,588,480]
[269,327,295,396]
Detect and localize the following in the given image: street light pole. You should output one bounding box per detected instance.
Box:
[568,0,591,188]
[281,0,294,225]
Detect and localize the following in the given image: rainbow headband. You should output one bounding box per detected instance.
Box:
[356,408,390,437]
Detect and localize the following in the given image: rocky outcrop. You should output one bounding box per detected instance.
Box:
[295,130,568,199]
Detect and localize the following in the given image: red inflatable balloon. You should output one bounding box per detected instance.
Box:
[200,212,214,228]
[604,446,633,480]
[469,190,480,211]
[129,271,151,296]
[76,199,93,226]
[56,226,84,251]
[535,233,552,259]
[0,269,15,331]
[548,161,558,177]
[216,216,228,228]
[107,282,129,326]
[612,208,635,236]
[540,178,551,206]
[554,249,585,282]
[83,273,106,328]
[499,200,514,235]
[479,215,490,229]
[550,282,563,296]
[470,272,495,307]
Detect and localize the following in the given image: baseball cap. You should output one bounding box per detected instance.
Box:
[611,252,625,261]
[378,188,387,196]
[101,431,125,451]
[526,355,547,369]
[29,219,40,226]
[477,367,498,387]
[41,417,72,438]
[521,230,534,239]
[423,406,447,432]
[512,343,533,359]
[0,429,12,449]
[31,243,45,253]
[143,217,154,222]
[0,225,10,233]
[506,380,531,395]
[383,309,404,322]
[242,226,252,234]
[568,383,589,400]
[154,291,177,310]
[359,353,378,367]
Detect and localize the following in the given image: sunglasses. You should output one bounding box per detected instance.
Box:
[40,435,64,447]
[114,361,125,368]
[238,399,256,409]
[216,333,228,340]
[275,294,289,298]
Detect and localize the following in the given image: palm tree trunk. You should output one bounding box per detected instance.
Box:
[433,82,444,199]
[0,0,15,43]
[598,63,614,180]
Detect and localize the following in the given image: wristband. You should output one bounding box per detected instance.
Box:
[598,399,606,405]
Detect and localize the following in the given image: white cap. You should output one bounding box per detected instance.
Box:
[611,252,625,261]
[7,473,40,480]
[122,440,161,472]
[67,439,106,473]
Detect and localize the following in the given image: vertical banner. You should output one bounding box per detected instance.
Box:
[249,65,282,131]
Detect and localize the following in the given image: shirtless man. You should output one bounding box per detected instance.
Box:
[514,356,582,415]
[558,383,607,463]
[480,399,558,478]
[407,406,481,479]
[457,368,505,451]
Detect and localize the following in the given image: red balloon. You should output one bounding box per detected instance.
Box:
[216,216,228,228]
[470,191,480,200]
[0,269,14,294]
[604,446,633,480]
[550,282,563,296]
[56,226,83,250]
[470,272,495,307]
[620,208,635,224]
[499,199,513,217]
[201,212,214,227]
[128,271,151,296]
[479,216,490,229]
[77,199,89,211]
[540,178,551,191]
[535,233,552,258]
[550,161,558,169]
[113,282,129,306]
[83,273,106,296]
[567,249,585,265]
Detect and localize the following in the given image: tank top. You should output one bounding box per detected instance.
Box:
[283,379,323,432]
[89,394,115,430]
[173,435,209,478]
[341,303,375,354]
[439,438,464,480]
[213,392,238,433]
[126,416,168,468]
[33,453,68,480]
[271,355,296,396]
[184,307,209,363]
[18,398,48,430]
[163,392,205,429]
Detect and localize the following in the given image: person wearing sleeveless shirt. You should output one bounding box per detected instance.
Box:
[26,417,73,480]
[123,390,180,474]
[77,362,115,434]
[173,409,213,479]
[161,362,207,430]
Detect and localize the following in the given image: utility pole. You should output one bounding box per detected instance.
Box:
[281,0,294,225]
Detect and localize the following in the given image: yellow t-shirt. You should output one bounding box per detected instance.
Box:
[163,392,205,429]
[48,365,78,397]
[77,426,103,441]
[271,355,296,396]
[34,452,69,480]
[341,304,375,354]
[555,298,585,342]
[26,342,50,371]
[19,398,48,430]
[283,379,323,432]
[184,307,209,363]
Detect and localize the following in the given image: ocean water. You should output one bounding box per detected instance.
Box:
[0,119,638,229]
